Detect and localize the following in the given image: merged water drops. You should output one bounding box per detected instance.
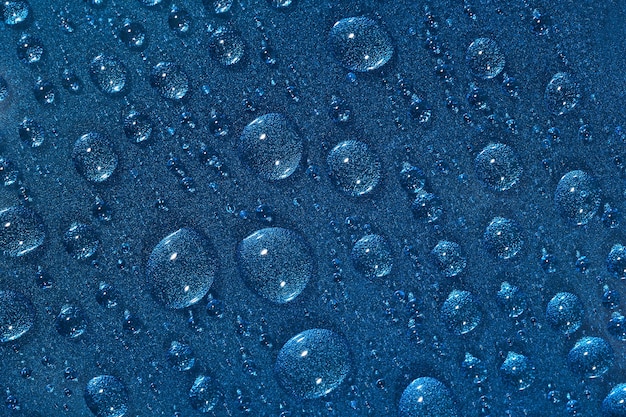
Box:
[238,113,303,181]
[274,329,350,399]
[89,55,129,96]
[236,227,312,303]
[84,375,129,417]
[150,62,189,101]
[398,377,458,417]
[328,16,394,72]
[474,143,522,191]
[0,205,45,257]
[545,292,583,335]
[441,290,481,335]
[0,290,35,342]
[554,170,600,226]
[568,336,613,379]
[545,72,581,115]
[72,133,118,183]
[327,140,380,197]
[351,234,393,278]
[430,240,466,278]
[465,38,505,79]
[146,228,218,309]
[209,27,245,66]
[483,217,523,259]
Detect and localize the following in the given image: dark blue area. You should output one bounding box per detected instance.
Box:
[0,0,625,416]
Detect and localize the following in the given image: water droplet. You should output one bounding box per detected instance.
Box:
[63,222,100,260]
[430,240,466,278]
[17,34,43,64]
[18,118,45,147]
[500,352,534,391]
[189,375,223,412]
[0,206,45,257]
[545,72,580,115]
[328,16,394,72]
[72,132,118,183]
[123,111,154,144]
[554,170,600,226]
[238,113,302,181]
[398,377,458,417]
[146,228,218,309]
[2,0,31,26]
[351,234,392,278]
[209,27,245,66]
[483,217,523,259]
[274,329,350,399]
[168,7,192,35]
[55,305,87,338]
[0,290,35,342]
[167,340,195,371]
[568,336,613,379]
[237,227,312,303]
[474,143,522,191]
[441,289,481,335]
[150,62,189,101]
[466,38,505,79]
[84,375,129,417]
[119,20,148,51]
[602,383,626,416]
[545,292,583,335]
[89,55,129,96]
[327,140,380,197]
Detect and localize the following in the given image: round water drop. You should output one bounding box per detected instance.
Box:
[274,329,350,399]
[474,143,522,191]
[18,118,45,147]
[124,111,154,144]
[351,234,392,278]
[150,62,189,101]
[607,244,626,279]
[84,375,129,417]
[2,1,31,26]
[546,292,583,335]
[430,240,466,278]
[0,290,35,342]
[441,290,481,335]
[328,16,394,72]
[72,133,118,183]
[167,340,195,371]
[89,55,128,95]
[500,352,534,391]
[238,113,302,181]
[0,206,45,257]
[568,336,613,379]
[189,375,223,413]
[327,140,380,197]
[398,377,458,417]
[465,38,505,79]
[17,34,43,64]
[602,383,626,416]
[545,72,580,115]
[63,222,99,260]
[55,305,87,338]
[146,228,218,309]
[483,217,523,259]
[237,227,312,303]
[119,20,147,51]
[554,170,600,226]
[209,27,245,66]
[168,7,192,35]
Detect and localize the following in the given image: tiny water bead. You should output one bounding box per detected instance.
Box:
[607,244,626,279]
[150,62,190,101]
[441,290,481,335]
[398,377,458,417]
[546,292,583,335]
[351,234,393,278]
[500,352,534,391]
[236,227,312,303]
[545,72,581,115]
[568,336,613,379]
[554,170,600,226]
[209,27,245,66]
[89,55,128,96]
[0,205,45,257]
[328,16,394,72]
[483,217,523,259]
[84,375,129,417]
[430,240,466,278]
[465,38,505,79]
[238,113,303,181]
[0,290,35,342]
[274,329,350,399]
[72,133,118,183]
[327,140,380,197]
[474,143,522,191]
[189,375,223,413]
[602,383,626,416]
[146,228,218,309]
